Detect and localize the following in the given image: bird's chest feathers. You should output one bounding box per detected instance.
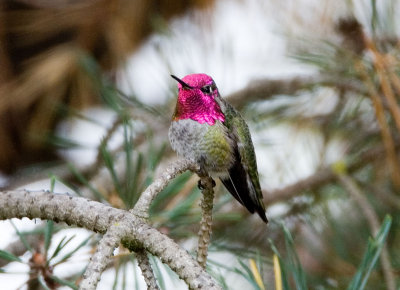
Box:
[169,119,235,173]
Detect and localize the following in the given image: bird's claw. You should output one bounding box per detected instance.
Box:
[197,178,216,190]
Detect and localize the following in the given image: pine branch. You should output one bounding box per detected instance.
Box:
[132,159,198,219]
[0,190,221,290]
[136,250,159,290]
[80,225,125,290]
[265,142,400,205]
[196,176,215,268]
[337,174,396,290]
[227,75,364,109]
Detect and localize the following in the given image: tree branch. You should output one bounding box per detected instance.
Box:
[337,174,396,290]
[132,159,198,219]
[196,176,215,268]
[136,250,159,290]
[131,159,215,282]
[265,143,398,205]
[227,75,364,109]
[0,190,221,290]
[80,224,126,290]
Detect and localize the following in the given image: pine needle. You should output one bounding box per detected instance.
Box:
[249,258,265,290]
[273,254,282,290]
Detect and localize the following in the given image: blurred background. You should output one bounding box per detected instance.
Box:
[0,0,400,289]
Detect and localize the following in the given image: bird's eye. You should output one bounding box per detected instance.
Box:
[201,85,213,94]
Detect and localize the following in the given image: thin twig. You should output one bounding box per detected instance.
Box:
[337,174,396,290]
[92,117,124,175]
[388,62,400,98]
[132,159,198,219]
[196,176,215,268]
[265,141,400,205]
[356,42,400,188]
[136,250,159,290]
[366,39,400,134]
[80,225,125,290]
[227,75,364,109]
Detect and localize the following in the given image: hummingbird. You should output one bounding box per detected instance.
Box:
[169,73,268,223]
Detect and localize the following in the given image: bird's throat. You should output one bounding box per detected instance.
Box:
[173,95,225,125]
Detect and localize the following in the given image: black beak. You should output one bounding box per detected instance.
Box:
[171,75,193,89]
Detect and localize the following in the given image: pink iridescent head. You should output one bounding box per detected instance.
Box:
[171,73,225,125]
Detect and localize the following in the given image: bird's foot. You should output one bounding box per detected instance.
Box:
[198,178,216,190]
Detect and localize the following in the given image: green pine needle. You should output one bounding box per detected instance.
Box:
[347,215,392,290]
[0,249,23,263]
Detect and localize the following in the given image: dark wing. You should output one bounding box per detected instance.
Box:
[220,146,268,223]
[219,101,268,223]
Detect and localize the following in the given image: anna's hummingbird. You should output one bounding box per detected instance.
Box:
[169,73,268,223]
